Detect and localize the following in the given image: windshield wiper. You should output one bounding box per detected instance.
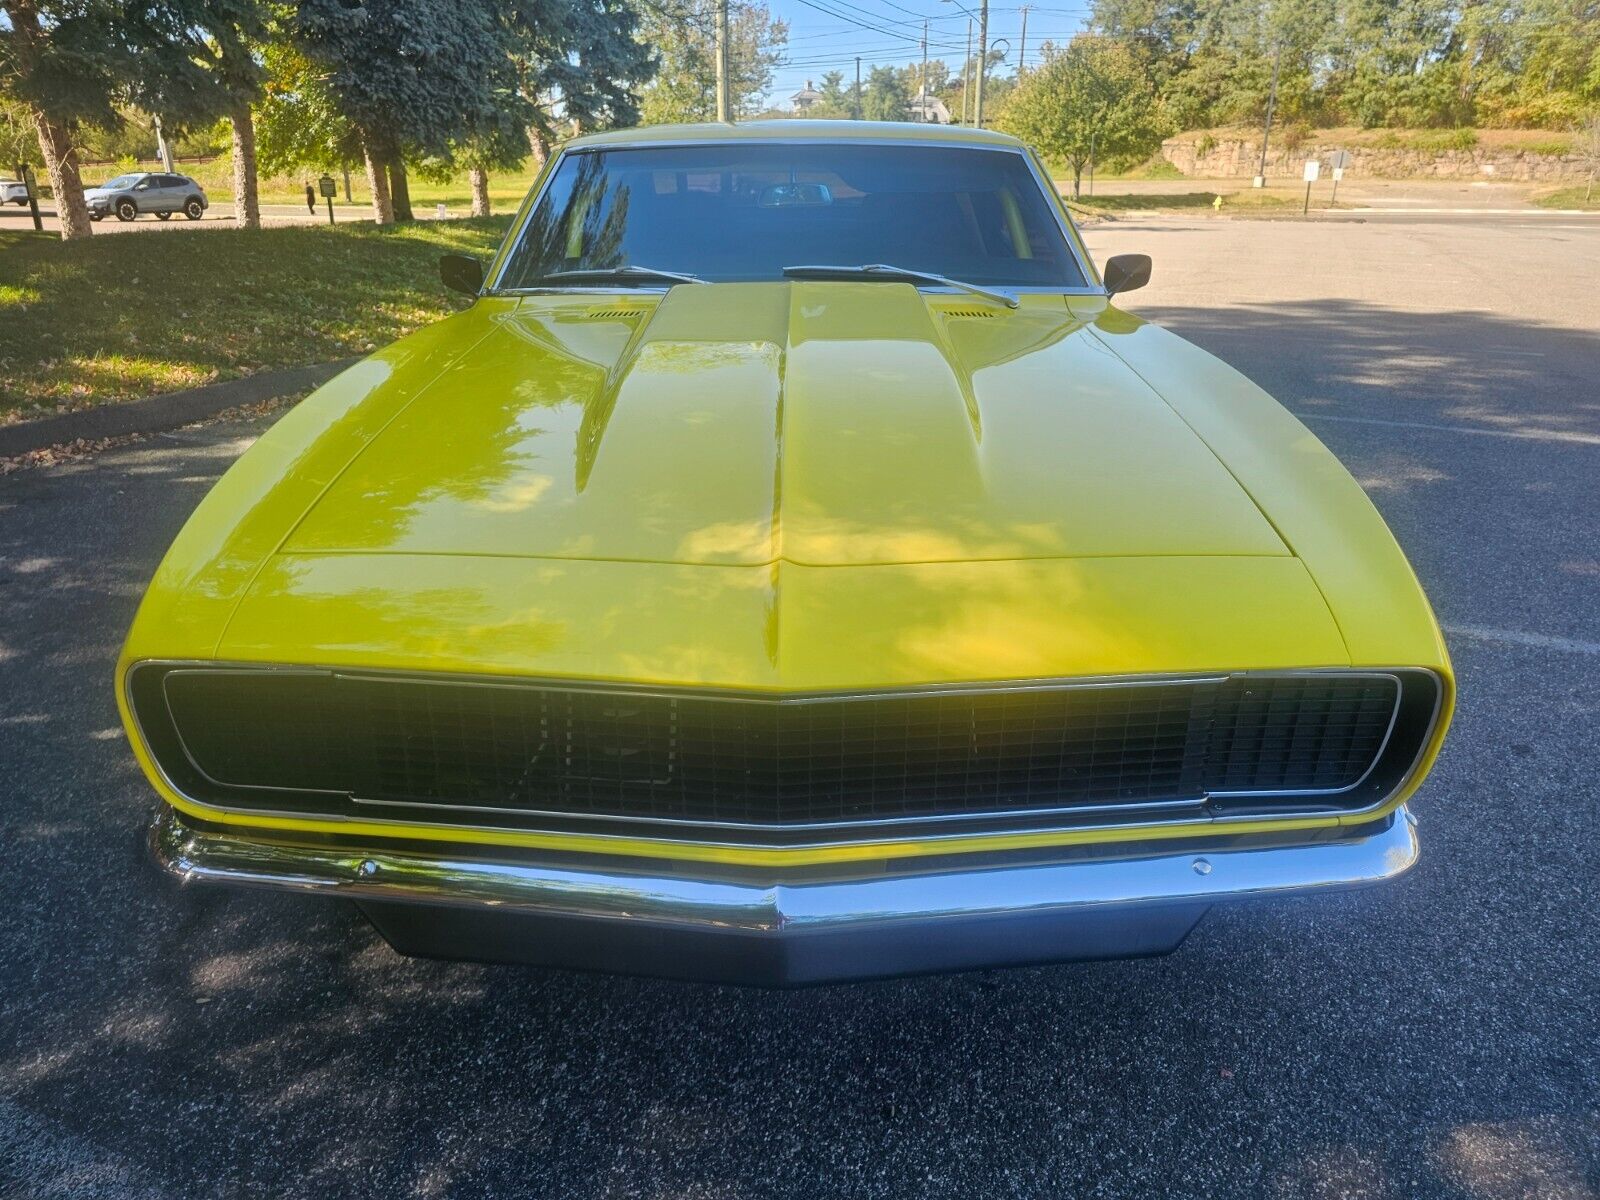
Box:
[527,266,706,288]
[782,263,1018,309]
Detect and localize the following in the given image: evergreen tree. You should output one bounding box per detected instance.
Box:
[810,70,853,118]
[1,0,138,238]
[294,0,527,223]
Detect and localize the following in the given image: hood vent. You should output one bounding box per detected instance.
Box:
[582,307,648,321]
[941,308,998,320]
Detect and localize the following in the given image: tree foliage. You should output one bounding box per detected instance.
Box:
[0,0,273,238]
[638,0,787,123]
[862,64,908,121]
[997,36,1172,194]
[1087,0,1600,130]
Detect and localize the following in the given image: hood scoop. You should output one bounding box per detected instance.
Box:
[285,281,1286,566]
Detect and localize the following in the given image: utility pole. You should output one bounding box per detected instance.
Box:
[963,20,972,124]
[1254,44,1281,188]
[153,114,173,172]
[714,0,731,122]
[854,57,862,120]
[1018,4,1030,74]
[920,20,929,122]
[974,0,989,128]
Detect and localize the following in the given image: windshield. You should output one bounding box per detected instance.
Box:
[100,174,143,189]
[498,143,1086,290]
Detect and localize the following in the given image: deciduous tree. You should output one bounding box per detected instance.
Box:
[0,0,131,238]
[998,36,1171,196]
[862,64,909,122]
[638,0,787,123]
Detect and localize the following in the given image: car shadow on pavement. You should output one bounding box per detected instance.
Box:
[1135,298,1599,441]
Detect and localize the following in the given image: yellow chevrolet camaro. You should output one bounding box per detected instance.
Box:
[120,122,1452,985]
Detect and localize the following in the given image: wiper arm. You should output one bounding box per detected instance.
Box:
[527,265,706,287]
[782,263,1019,309]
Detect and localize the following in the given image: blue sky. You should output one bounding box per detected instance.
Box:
[764,0,1093,108]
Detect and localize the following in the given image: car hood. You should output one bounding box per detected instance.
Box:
[283,282,1286,566]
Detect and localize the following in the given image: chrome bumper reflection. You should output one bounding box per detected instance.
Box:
[150,807,1419,985]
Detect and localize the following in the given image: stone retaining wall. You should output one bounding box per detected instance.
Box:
[1163,135,1590,182]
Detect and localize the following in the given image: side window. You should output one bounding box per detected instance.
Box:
[133,176,154,190]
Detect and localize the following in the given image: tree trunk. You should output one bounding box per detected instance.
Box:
[468,167,490,217]
[526,122,550,168]
[229,104,260,229]
[1071,162,1083,200]
[363,144,393,225]
[388,156,413,221]
[32,109,93,240]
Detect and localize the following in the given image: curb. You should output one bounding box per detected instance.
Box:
[0,359,360,458]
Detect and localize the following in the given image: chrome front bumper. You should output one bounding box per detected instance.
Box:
[150,807,1419,986]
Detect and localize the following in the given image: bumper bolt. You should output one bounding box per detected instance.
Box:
[1192,858,1213,876]
[358,859,379,878]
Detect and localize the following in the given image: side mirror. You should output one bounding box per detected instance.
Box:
[439,253,484,297]
[1102,253,1151,298]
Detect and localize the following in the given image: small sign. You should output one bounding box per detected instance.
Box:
[1332,166,1345,182]
[1303,160,1321,182]
[1329,150,1353,169]
[318,174,337,198]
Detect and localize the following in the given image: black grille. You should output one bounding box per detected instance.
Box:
[139,669,1412,834]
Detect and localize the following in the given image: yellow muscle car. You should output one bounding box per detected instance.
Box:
[122,122,1452,985]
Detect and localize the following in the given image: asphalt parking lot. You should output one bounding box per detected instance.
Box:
[1,215,1597,1199]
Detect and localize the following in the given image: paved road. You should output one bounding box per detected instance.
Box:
[0,201,457,236]
[2,218,1597,1199]
[9,177,1590,236]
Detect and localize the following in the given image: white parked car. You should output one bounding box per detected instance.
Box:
[1,177,30,206]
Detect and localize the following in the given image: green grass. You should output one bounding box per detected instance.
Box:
[1532,185,1599,211]
[0,217,513,419]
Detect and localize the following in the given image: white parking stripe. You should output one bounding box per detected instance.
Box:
[1301,413,1600,446]
[1444,625,1600,656]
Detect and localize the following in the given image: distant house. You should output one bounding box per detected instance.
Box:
[791,81,824,113]
[908,96,952,124]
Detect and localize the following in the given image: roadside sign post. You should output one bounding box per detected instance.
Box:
[318,174,336,225]
[19,163,41,232]
[1328,150,1352,207]
[1302,159,1321,215]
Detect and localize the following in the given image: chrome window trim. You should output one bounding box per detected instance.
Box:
[483,138,1104,299]
[126,661,1442,852]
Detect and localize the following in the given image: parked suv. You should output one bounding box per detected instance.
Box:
[1,177,29,205]
[85,172,208,222]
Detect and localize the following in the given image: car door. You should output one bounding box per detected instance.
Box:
[129,175,160,212]
[156,175,184,212]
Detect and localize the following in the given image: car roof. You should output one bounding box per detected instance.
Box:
[564,120,1028,152]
